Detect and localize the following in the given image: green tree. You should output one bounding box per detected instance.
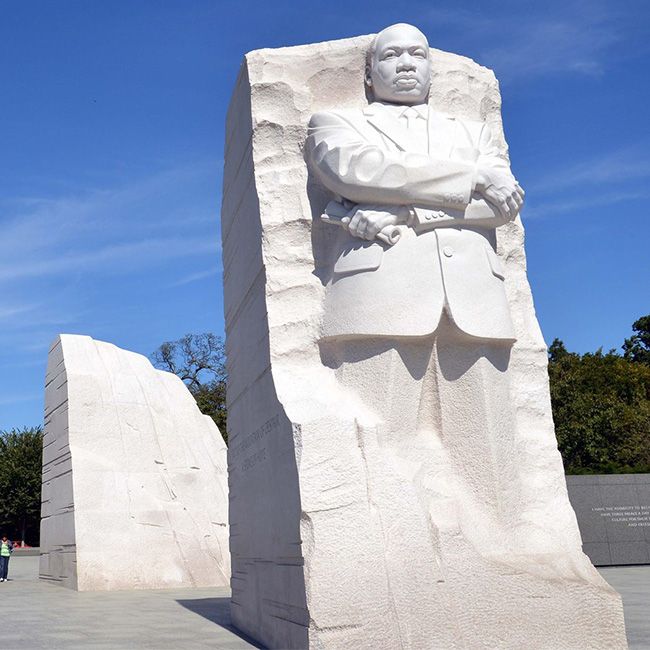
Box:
[549,340,650,474]
[151,333,228,443]
[623,314,650,365]
[0,427,43,544]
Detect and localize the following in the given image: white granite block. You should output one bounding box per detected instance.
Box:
[39,334,230,591]
[221,27,627,650]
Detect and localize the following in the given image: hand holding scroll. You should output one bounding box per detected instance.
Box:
[321,201,406,246]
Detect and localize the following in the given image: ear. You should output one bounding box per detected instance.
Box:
[364,65,372,87]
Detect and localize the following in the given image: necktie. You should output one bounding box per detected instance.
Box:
[402,106,419,130]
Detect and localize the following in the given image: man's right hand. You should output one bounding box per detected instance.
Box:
[343,204,409,241]
[474,166,524,221]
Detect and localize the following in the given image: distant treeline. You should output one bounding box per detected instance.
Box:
[549,315,650,475]
[4,316,648,545]
[0,427,42,545]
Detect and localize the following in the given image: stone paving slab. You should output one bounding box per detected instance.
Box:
[600,566,650,649]
[4,557,259,649]
[3,557,649,649]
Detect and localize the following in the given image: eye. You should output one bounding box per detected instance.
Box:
[412,49,426,59]
[382,49,397,60]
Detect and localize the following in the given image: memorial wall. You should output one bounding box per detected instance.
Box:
[567,473,650,566]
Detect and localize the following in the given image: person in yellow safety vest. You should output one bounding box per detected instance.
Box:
[0,536,14,582]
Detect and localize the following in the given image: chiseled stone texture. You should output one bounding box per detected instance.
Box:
[222,34,627,649]
[40,334,230,591]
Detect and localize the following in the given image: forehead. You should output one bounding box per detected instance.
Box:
[374,26,429,53]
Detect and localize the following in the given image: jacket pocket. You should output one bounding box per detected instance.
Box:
[333,240,383,275]
[485,248,506,280]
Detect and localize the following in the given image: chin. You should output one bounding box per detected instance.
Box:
[394,91,425,102]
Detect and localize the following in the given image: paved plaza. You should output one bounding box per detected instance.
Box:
[4,556,259,649]
[2,556,648,649]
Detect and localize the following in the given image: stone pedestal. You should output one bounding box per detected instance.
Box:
[40,334,230,591]
[221,33,627,649]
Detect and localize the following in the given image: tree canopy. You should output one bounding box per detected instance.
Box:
[0,427,43,544]
[549,314,650,474]
[151,333,228,442]
[623,315,650,365]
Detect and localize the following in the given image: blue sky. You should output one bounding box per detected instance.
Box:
[1,0,649,429]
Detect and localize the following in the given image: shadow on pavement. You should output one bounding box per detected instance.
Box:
[176,597,265,648]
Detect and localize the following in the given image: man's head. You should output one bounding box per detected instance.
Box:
[365,23,431,105]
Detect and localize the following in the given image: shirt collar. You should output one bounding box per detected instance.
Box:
[403,103,429,119]
[367,101,429,119]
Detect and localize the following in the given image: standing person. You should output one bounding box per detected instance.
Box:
[0,536,13,582]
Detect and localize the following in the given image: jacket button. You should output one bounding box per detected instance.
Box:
[443,246,454,258]
[425,213,432,220]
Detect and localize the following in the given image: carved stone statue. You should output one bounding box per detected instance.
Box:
[307,23,522,341]
[306,22,537,595]
[221,23,627,649]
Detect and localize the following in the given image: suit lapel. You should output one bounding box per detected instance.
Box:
[362,104,462,159]
[427,110,457,158]
[363,104,421,152]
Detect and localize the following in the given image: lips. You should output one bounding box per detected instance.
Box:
[395,77,418,87]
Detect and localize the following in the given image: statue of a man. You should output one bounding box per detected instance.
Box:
[307,22,524,341]
[306,23,527,523]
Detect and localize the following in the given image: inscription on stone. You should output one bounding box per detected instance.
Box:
[593,505,650,526]
[566,473,650,566]
[230,414,280,472]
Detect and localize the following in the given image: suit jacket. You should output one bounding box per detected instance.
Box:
[305,102,516,342]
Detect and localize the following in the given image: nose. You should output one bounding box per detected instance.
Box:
[396,53,416,71]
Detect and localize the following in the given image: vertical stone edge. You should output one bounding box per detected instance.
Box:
[40,334,78,589]
[222,57,309,649]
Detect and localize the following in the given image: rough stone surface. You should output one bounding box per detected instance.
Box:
[40,334,230,591]
[222,34,627,649]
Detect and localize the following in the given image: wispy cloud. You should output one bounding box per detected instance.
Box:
[0,393,41,407]
[0,303,38,322]
[531,146,650,193]
[524,189,648,219]
[523,142,650,219]
[426,0,649,84]
[0,160,221,284]
[0,236,218,282]
[169,267,220,288]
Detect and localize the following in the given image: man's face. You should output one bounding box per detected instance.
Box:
[367,24,431,106]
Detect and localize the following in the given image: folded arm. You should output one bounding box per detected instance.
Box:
[408,122,524,231]
[306,111,476,211]
[308,112,524,241]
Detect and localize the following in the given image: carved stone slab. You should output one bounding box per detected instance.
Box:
[222,33,627,649]
[567,473,650,565]
[39,334,230,591]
